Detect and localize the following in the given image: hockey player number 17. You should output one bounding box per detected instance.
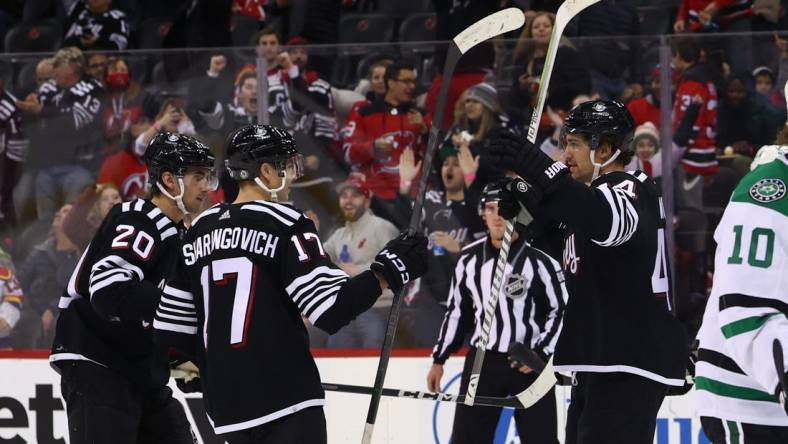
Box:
[727,225,775,268]
[200,257,258,348]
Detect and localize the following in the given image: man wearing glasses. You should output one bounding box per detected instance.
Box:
[340,60,432,228]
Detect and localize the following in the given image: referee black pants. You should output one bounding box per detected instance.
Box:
[224,407,327,444]
[701,416,788,443]
[565,372,667,444]
[451,348,559,444]
[59,360,195,444]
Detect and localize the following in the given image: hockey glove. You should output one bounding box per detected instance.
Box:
[486,129,571,194]
[371,232,428,293]
[496,177,543,225]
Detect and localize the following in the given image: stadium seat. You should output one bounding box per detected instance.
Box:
[3,22,61,53]
[231,15,260,47]
[137,17,172,49]
[377,0,432,15]
[398,13,437,43]
[339,14,394,45]
[638,6,670,35]
[14,62,38,94]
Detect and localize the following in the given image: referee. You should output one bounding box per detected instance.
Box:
[426,178,567,444]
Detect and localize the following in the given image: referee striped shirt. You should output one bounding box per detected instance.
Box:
[432,235,568,364]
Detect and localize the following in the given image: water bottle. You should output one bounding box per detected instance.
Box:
[339,244,350,262]
[430,234,445,256]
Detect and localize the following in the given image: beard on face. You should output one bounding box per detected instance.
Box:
[342,203,364,222]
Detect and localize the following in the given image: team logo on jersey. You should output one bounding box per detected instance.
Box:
[167,134,179,142]
[749,178,786,203]
[504,273,527,299]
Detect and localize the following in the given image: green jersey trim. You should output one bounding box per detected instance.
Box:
[696,376,780,402]
[721,313,783,339]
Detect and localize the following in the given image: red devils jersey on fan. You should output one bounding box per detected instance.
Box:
[97,150,148,200]
[51,199,182,388]
[673,64,719,175]
[340,99,431,199]
[626,95,661,129]
[154,200,383,435]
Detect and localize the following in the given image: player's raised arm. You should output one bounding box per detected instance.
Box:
[283,215,427,335]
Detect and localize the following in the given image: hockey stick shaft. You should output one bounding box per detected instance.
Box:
[527,0,601,144]
[774,339,787,404]
[324,382,523,409]
[360,43,460,444]
[361,9,525,444]
[465,219,515,406]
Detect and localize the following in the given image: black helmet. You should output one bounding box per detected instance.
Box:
[561,100,635,153]
[478,178,511,216]
[143,132,216,186]
[225,124,302,181]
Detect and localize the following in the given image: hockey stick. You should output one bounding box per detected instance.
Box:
[465,0,600,407]
[773,339,788,414]
[360,9,525,444]
[527,0,601,145]
[323,382,523,409]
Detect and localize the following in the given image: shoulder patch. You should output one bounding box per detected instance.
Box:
[749,178,786,203]
[0,267,11,281]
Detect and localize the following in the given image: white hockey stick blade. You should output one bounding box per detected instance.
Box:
[515,356,557,408]
[453,7,525,55]
[527,0,601,143]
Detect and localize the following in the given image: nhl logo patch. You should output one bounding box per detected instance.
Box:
[749,178,786,203]
[504,273,527,299]
[516,181,528,193]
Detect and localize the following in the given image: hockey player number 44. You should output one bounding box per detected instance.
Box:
[200,257,258,348]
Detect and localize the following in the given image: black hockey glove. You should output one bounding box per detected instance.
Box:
[486,129,571,194]
[371,232,428,293]
[496,177,543,223]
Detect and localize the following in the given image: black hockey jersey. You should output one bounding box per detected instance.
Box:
[63,2,130,50]
[153,200,383,435]
[0,90,29,162]
[419,189,485,303]
[543,170,687,385]
[50,199,182,389]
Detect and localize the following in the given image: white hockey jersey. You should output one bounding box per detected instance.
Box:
[696,152,788,426]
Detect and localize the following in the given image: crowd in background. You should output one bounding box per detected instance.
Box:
[0,0,787,350]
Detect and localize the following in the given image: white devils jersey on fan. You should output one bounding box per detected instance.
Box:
[696,154,788,426]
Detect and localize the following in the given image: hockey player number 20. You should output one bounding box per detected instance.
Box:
[200,257,257,348]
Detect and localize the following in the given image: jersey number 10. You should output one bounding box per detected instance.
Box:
[727,225,775,268]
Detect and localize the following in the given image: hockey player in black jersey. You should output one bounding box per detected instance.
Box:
[50,132,217,444]
[153,124,428,444]
[488,100,687,443]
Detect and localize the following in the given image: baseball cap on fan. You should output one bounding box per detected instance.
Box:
[336,176,371,198]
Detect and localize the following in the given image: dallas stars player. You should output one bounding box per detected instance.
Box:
[695,120,788,442]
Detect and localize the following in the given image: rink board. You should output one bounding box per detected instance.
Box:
[0,352,708,443]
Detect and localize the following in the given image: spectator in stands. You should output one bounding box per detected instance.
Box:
[716,73,786,154]
[187,54,235,130]
[62,183,121,251]
[441,83,516,192]
[0,78,29,234]
[626,64,681,129]
[199,71,258,135]
[134,97,196,156]
[353,59,393,107]
[284,36,339,168]
[0,247,23,349]
[752,66,785,109]
[322,176,399,348]
[673,0,753,74]
[574,1,640,99]
[101,57,151,156]
[85,53,108,85]
[671,38,719,175]
[35,57,54,86]
[19,47,104,220]
[16,203,79,348]
[398,146,485,346]
[340,60,432,228]
[63,0,130,51]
